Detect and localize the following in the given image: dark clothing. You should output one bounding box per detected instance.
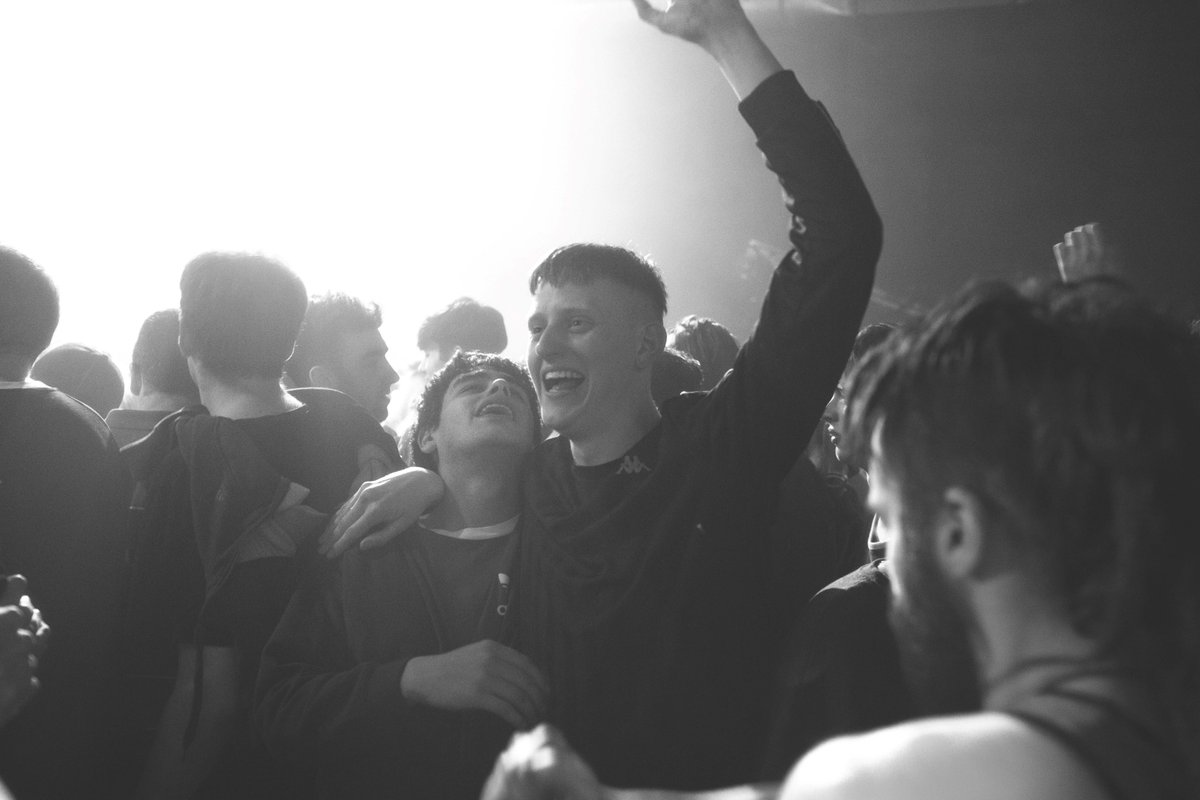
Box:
[122,388,398,796]
[0,386,131,798]
[513,70,881,789]
[255,525,517,800]
[768,461,869,624]
[1007,671,1195,800]
[760,561,915,780]
[106,406,176,448]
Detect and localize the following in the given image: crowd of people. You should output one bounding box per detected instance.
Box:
[1,0,1197,798]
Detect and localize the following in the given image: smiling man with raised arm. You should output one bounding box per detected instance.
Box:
[321,0,881,789]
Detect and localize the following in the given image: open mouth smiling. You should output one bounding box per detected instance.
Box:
[542,369,584,394]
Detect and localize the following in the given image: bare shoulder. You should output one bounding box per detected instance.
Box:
[779,712,1106,800]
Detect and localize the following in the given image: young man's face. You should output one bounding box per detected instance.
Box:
[329,327,399,422]
[421,367,538,464]
[527,279,656,443]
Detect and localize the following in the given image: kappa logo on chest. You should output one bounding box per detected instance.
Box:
[614,454,653,476]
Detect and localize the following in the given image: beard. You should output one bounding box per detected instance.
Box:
[887,539,983,716]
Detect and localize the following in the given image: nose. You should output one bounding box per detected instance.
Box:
[487,376,514,397]
[533,322,565,360]
[823,391,845,425]
[385,359,400,386]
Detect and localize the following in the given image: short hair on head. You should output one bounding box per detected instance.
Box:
[669,315,739,390]
[286,292,383,387]
[845,278,1200,738]
[133,309,198,400]
[409,350,540,472]
[651,347,703,405]
[178,251,307,381]
[416,297,507,356]
[529,244,668,320]
[32,343,125,417]
[0,245,59,364]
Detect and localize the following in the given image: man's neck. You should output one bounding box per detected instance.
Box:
[423,455,523,532]
[196,371,301,420]
[568,400,661,467]
[973,578,1104,711]
[0,355,33,383]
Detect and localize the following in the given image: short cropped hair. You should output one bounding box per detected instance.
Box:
[846,279,1200,736]
[133,309,197,400]
[287,293,383,387]
[651,347,703,405]
[410,350,539,471]
[32,343,125,417]
[670,315,739,390]
[530,244,668,320]
[416,297,507,356]
[0,245,58,364]
[178,252,307,380]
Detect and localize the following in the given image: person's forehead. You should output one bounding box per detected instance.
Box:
[531,278,646,314]
[338,326,388,356]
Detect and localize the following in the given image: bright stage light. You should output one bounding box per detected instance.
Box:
[0,0,592,384]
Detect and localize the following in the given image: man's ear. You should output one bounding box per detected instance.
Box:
[934,487,989,581]
[309,364,340,391]
[417,426,438,457]
[129,364,144,396]
[635,322,667,370]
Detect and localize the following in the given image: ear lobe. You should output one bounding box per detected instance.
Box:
[129,364,144,396]
[635,323,667,370]
[936,487,987,581]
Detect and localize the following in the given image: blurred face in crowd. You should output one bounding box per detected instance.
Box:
[527,279,657,445]
[869,426,981,715]
[417,347,452,385]
[328,327,399,422]
[822,367,866,473]
[420,367,538,466]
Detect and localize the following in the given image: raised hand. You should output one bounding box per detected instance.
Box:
[401,639,549,731]
[0,575,49,728]
[632,0,752,49]
[1053,222,1123,283]
[480,724,605,800]
[318,466,446,558]
[631,0,782,101]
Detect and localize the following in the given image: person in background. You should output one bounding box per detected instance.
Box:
[484,277,1200,800]
[650,346,703,406]
[106,309,200,448]
[286,292,399,425]
[416,297,509,383]
[123,252,401,799]
[667,314,739,391]
[0,245,131,798]
[31,341,125,418]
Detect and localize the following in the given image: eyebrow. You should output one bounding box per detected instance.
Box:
[449,370,490,390]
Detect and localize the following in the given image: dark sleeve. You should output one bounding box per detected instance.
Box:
[252,561,411,765]
[0,405,133,795]
[759,564,914,780]
[682,70,882,481]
